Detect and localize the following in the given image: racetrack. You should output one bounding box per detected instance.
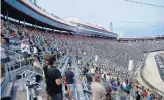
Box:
[142,51,164,93]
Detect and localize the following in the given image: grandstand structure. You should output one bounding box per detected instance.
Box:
[1,0,164,100]
[1,0,117,39]
[118,37,164,41]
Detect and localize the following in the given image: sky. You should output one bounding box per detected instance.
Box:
[37,0,164,37]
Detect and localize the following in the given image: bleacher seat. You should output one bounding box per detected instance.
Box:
[1,82,13,100]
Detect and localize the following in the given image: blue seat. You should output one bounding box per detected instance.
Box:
[1,82,13,100]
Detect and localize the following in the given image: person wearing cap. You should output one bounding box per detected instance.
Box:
[91,74,106,100]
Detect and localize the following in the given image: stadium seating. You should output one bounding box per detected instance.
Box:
[1,19,164,100]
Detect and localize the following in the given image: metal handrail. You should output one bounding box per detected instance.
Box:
[83,89,92,93]
[8,50,21,59]
[23,78,46,87]
[24,56,68,100]
[61,57,69,75]
[8,50,22,71]
[5,59,32,78]
[25,80,45,100]
[73,77,79,100]
[21,70,43,78]
[21,55,73,100]
[21,56,67,86]
[81,80,91,100]
[74,85,79,100]
[26,86,30,100]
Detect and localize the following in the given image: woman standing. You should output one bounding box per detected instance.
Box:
[33,55,42,90]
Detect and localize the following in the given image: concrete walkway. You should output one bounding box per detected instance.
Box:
[73,58,86,100]
[143,51,164,93]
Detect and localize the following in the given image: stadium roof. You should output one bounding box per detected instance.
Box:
[1,0,76,32]
[1,0,117,38]
[118,36,164,40]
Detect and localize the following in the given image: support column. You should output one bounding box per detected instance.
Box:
[23,17,26,29]
[6,11,9,28]
[35,22,36,30]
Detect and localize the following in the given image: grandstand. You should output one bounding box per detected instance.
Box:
[1,0,164,100]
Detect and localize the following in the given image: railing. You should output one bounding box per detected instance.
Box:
[23,78,46,87]
[26,86,30,100]
[79,76,92,100]
[8,49,21,60]
[25,80,46,100]
[75,56,92,100]
[22,70,46,100]
[21,70,43,79]
[20,69,43,81]
[5,50,22,77]
[61,57,69,75]
[5,51,46,78]
[22,54,68,100]
[74,84,79,100]
[5,59,32,81]
[73,78,80,100]
[7,54,82,100]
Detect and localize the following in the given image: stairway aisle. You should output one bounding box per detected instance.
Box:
[73,57,86,100]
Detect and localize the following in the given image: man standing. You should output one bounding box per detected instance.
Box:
[85,70,93,90]
[33,45,38,54]
[1,38,8,76]
[90,67,95,75]
[21,40,29,59]
[65,67,74,100]
[91,74,106,100]
[68,56,72,66]
[46,55,63,100]
[25,41,31,57]
[21,40,26,53]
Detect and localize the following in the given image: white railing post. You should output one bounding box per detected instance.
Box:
[5,63,8,77]
[26,86,30,100]
[74,84,78,100]
[19,54,21,68]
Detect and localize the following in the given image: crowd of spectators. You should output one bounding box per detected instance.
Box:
[1,19,164,100]
[80,61,164,100]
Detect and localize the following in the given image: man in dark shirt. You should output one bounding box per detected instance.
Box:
[45,55,63,100]
[85,71,93,90]
[65,67,74,99]
[83,67,88,76]
[136,91,141,100]
[65,67,74,84]
[85,71,93,83]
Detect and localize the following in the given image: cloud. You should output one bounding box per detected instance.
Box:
[37,0,164,37]
[124,24,164,37]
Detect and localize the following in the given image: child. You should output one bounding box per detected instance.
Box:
[106,87,111,100]
[64,76,68,92]
[64,76,69,99]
